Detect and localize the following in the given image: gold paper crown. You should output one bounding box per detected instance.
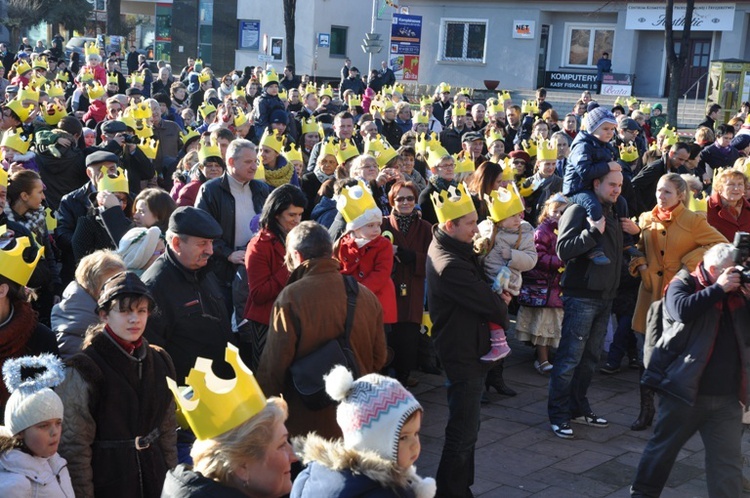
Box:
[486,129,504,148]
[336,180,379,223]
[626,96,638,107]
[488,99,503,114]
[1,127,32,154]
[421,311,432,337]
[180,127,200,145]
[119,113,137,131]
[278,88,288,101]
[231,86,245,100]
[55,71,69,83]
[42,102,67,125]
[304,82,317,95]
[32,56,48,71]
[459,87,473,96]
[393,83,405,95]
[129,72,144,86]
[0,236,44,286]
[6,98,34,122]
[87,81,106,100]
[614,96,625,107]
[336,138,359,164]
[381,97,395,111]
[319,84,333,98]
[381,85,393,95]
[454,102,467,117]
[262,68,279,87]
[18,85,40,103]
[45,81,65,99]
[415,131,437,156]
[283,143,303,164]
[132,101,152,120]
[364,134,385,155]
[641,103,652,114]
[537,139,557,161]
[29,74,46,88]
[255,163,265,181]
[13,59,31,75]
[373,147,399,168]
[84,42,99,57]
[415,111,429,124]
[193,58,204,70]
[500,158,516,181]
[484,184,524,222]
[321,140,338,159]
[347,94,362,107]
[430,183,475,224]
[619,144,639,163]
[79,67,94,83]
[198,71,211,84]
[521,99,539,115]
[0,167,6,187]
[166,344,267,441]
[260,129,285,153]
[138,138,159,160]
[522,138,538,157]
[426,142,450,169]
[198,138,222,163]
[300,117,319,136]
[233,108,249,128]
[134,122,153,139]
[437,82,451,94]
[107,72,118,85]
[45,207,56,232]
[453,153,475,174]
[689,193,707,213]
[499,90,512,101]
[98,167,129,193]
[198,101,216,120]
[420,95,432,107]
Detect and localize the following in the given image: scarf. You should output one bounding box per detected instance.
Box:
[264,160,294,187]
[652,204,677,222]
[314,166,335,184]
[4,205,46,245]
[394,211,416,235]
[104,324,142,355]
[429,174,456,192]
[720,197,743,219]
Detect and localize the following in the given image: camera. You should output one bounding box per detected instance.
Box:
[732,231,750,284]
[122,134,140,145]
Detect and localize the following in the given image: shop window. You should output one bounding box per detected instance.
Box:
[330,26,347,57]
[439,18,487,62]
[563,23,615,68]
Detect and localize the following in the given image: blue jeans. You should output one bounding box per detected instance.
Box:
[548,296,613,425]
[605,312,637,366]
[436,376,485,498]
[631,393,742,497]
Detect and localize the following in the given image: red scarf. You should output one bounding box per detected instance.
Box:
[104,325,142,355]
[652,203,677,222]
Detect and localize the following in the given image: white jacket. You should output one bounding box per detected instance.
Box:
[0,449,74,498]
[479,219,538,296]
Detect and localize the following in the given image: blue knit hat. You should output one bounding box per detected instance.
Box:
[585,107,617,133]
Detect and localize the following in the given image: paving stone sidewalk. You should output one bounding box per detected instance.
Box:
[411,327,750,497]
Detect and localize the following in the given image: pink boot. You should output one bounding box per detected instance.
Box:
[480,326,511,362]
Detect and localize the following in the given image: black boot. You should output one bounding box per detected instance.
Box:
[484,361,517,396]
[631,384,655,431]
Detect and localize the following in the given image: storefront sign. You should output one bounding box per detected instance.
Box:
[625,3,735,32]
[544,71,598,91]
[601,73,634,96]
[390,14,422,80]
[512,20,535,39]
[238,20,260,50]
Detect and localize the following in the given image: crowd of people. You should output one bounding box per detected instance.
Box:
[0,35,749,497]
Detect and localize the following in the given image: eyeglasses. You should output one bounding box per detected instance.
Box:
[395,195,415,203]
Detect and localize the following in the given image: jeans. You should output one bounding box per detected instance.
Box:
[436,376,485,498]
[631,393,742,497]
[548,296,613,425]
[605,312,637,366]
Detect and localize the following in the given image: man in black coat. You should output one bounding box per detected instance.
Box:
[339,66,366,98]
[697,103,721,131]
[631,142,690,213]
[380,60,396,87]
[426,188,508,498]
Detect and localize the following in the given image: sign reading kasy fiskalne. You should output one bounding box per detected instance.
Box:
[544,71,598,91]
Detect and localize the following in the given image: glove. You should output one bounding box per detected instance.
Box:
[492,266,512,292]
[396,246,416,265]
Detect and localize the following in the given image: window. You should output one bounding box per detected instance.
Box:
[563,23,614,67]
[439,18,487,62]
[330,26,347,57]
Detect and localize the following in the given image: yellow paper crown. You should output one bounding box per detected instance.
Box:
[347,94,362,107]
[319,84,333,99]
[45,208,56,232]
[373,147,399,169]
[0,236,43,286]
[283,143,303,164]
[278,88,288,101]
[42,102,67,125]
[198,138,222,163]
[641,103,652,114]
[619,144,639,163]
[421,311,432,337]
[260,129,285,153]
[87,81,106,100]
[118,113,138,132]
[321,140,338,160]
[193,58,204,71]
[626,96,638,107]
[1,127,32,154]
[364,134,386,155]
[198,101,216,120]
[381,85,393,95]
[129,72,145,86]
[0,167,6,187]
[381,97,395,111]
[484,184,524,222]
[689,193,707,213]
[499,90,512,101]
[336,180,379,223]
[537,139,557,161]
[132,101,152,120]
[299,118,317,136]
[304,82,317,95]
[106,72,118,85]
[197,71,211,84]
[488,99,503,114]
[262,68,279,87]
[415,131,437,156]
[426,142,450,169]
[454,102,467,117]
[521,99,539,115]
[437,82,451,94]
[13,59,31,75]
[415,111,429,124]
[98,167,128,193]
[453,153,475,174]
[18,85,40,103]
[420,95,433,107]
[79,67,94,83]
[233,108,249,128]
[231,86,245,100]
[29,74,46,88]
[55,71,69,83]
[522,138,538,157]
[614,96,625,107]
[84,42,99,57]
[393,83,405,95]
[134,121,153,139]
[166,344,267,440]
[180,127,200,145]
[6,98,34,122]
[500,158,516,181]
[45,81,65,99]
[486,129,505,148]
[138,138,159,160]
[32,56,49,71]
[255,163,265,181]
[430,183,476,224]
[336,138,359,164]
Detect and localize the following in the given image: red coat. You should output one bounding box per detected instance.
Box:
[706,191,750,243]
[176,179,202,207]
[82,98,107,124]
[243,228,290,325]
[338,234,397,324]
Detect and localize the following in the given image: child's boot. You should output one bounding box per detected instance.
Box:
[586,246,611,265]
[480,327,511,362]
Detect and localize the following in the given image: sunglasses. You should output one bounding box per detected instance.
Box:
[395,195,415,203]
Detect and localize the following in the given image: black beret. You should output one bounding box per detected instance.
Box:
[125,87,142,96]
[97,271,153,310]
[168,206,222,239]
[462,131,483,143]
[101,120,128,134]
[85,150,120,168]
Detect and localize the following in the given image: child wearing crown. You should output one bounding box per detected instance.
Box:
[475,186,538,362]
[1,127,37,173]
[0,354,75,497]
[335,181,397,325]
[519,139,563,226]
[56,271,177,498]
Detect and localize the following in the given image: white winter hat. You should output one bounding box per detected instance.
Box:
[325,365,422,462]
[3,354,65,436]
[118,226,161,271]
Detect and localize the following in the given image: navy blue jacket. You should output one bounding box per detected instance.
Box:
[563,130,617,196]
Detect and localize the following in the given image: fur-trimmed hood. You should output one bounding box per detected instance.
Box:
[291,434,436,498]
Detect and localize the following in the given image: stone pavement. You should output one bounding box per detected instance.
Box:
[410,323,750,497]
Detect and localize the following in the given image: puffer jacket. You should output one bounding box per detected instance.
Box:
[0,449,74,498]
[161,464,246,498]
[253,91,285,131]
[478,219,538,296]
[563,130,617,196]
[521,217,563,308]
[52,281,99,359]
[291,434,436,498]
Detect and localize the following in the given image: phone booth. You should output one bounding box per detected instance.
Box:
[706,59,750,124]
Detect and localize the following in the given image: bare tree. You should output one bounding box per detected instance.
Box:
[107,0,122,35]
[4,0,47,45]
[665,0,695,126]
[283,0,296,68]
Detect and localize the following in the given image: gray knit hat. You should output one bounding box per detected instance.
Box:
[585,107,617,134]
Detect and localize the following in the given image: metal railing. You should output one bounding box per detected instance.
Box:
[680,72,708,126]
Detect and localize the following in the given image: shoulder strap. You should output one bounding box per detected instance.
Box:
[342,275,359,344]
